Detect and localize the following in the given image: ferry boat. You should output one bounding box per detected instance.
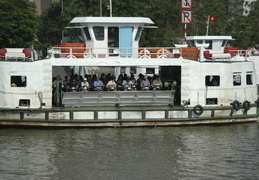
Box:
[0,16,259,127]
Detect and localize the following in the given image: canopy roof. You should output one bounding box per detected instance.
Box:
[186,36,233,40]
[69,17,154,25]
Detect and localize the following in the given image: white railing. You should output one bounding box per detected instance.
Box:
[49,47,182,59]
[47,46,251,62]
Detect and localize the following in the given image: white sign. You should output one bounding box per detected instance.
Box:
[181,10,192,24]
[181,0,192,9]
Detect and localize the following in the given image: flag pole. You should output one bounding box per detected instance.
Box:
[206,15,210,36]
[184,24,187,44]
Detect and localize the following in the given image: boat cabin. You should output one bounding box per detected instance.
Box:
[187,36,234,60]
[63,17,155,58]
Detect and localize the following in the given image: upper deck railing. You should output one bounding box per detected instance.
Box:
[49,47,186,60]
[48,46,251,62]
[0,47,253,62]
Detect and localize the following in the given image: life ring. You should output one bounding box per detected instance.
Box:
[138,49,151,59]
[193,105,204,115]
[232,100,240,110]
[66,54,76,58]
[84,49,95,58]
[156,48,170,58]
[243,100,251,110]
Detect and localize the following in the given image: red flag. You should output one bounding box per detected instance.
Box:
[209,15,216,22]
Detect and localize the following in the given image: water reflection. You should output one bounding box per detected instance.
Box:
[0,122,258,180]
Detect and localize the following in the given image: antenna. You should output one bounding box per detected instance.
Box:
[109,0,112,17]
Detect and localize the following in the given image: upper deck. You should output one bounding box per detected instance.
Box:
[0,16,255,65]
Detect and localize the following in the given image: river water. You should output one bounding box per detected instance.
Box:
[0,122,258,180]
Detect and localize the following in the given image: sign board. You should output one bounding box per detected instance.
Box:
[181,0,192,9]
[181,10,192,24]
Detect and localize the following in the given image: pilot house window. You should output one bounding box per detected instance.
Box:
[83,27,91,41]
[11,76,27,87]
[93,26,104,41]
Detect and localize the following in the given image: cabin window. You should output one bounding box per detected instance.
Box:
[146,68,155,74]
[246,74,253,85]
[222,40,228,47]
[108,27,119,47]
[11,76,27,87]
[233,75,241,86]
[206,98,218,105]
[135,27,143,41]
[83,27,91,41]
[130,67,136,74]
[188,40,195,47]
[120,67,126,74]
[19,99,30,106]
[205,75,220,86]
[93,26,104,41]
[207,41,213,49]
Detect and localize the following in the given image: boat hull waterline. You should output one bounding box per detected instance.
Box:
[0,105,258,127]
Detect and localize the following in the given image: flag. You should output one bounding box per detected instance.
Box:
[209,15,216,22]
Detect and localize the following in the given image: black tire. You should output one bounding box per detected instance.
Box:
[243,100,251,111]
[193,105,204,115]
[233,100,240,110]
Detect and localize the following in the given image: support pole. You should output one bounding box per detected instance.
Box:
[109,0,112,17]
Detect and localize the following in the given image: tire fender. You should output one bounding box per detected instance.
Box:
[243,100,250,111]
[232,100,240,110]
[193,105,204,115]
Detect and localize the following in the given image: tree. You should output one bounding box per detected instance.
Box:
[38,0,259,49]
[0,0,39,48]
[230,0,259,48]
[38,2,63,45]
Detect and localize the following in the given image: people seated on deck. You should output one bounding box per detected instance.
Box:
[93,77,104,91]
[130,73,137,86]
[116,75,124,91]
[122,77,135,91]
[62,76,69,92]
[136,73,144,90]
[78,76,83,88]
[81,78,89,92]
[106,76,117,91]
[68,78,78,92]
[141,76,150,90]
[152,75,162,90]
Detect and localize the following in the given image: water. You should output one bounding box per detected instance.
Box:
[0,122,259,180]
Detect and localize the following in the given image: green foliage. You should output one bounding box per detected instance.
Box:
[38,0,259,49]
[230,1,259,48]
[0,0,39,48]
[38,2,63,45]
